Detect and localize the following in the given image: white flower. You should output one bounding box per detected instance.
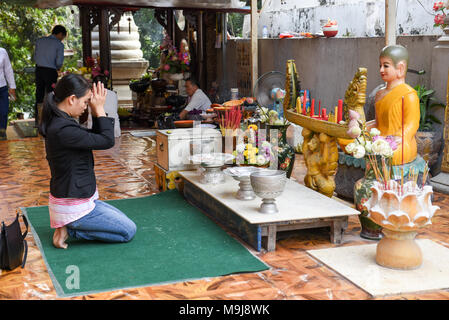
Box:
[236,143,246,154]
[261,141,271,148]
[372,139,389,155]
[381,147,394,158]
[256,154,268,165]
[274,119,284,125]
[345,142,356,153]
[353,145,366,159]
[365,141,373,153]
[369,128,381,137]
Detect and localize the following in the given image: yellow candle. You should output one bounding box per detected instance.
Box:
[334,106,338,123]
[296,97,302,114]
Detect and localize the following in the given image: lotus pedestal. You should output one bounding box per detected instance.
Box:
[375,229,422,270]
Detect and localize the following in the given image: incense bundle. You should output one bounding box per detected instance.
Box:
[218,105,242,136]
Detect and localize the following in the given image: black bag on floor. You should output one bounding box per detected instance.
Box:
[0,213,29,270]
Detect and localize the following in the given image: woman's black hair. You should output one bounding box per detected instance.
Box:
[39,73,91,137]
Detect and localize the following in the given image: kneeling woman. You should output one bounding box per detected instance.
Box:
[40,74,136,249]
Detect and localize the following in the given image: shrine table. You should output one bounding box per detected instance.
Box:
[179,171,359,251]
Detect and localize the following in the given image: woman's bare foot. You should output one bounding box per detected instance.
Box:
[53,227,69,249]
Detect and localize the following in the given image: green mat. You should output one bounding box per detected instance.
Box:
[22,190,269,297]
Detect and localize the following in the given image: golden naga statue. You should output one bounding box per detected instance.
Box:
[283,59,301,111]
[302,128,339,197]
[343,67,367,124]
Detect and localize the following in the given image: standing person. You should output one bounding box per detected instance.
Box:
[34,25,67,126]
[39,74,136,249]
[0,47,16,140]
[179,77,212,120]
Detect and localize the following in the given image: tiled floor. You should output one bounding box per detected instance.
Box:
[0,129,449,300]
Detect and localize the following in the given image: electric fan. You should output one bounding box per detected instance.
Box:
[253,71,286,118]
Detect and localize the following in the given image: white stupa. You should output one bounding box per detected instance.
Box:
[92,12,149,108]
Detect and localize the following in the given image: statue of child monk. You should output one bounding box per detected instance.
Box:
[367,44,420,166]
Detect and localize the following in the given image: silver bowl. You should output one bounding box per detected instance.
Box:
[250,170,287,213]
[190,153,235,185]
[223,166,265,200]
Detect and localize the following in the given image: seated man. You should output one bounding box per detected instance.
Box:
[179,78,212,120]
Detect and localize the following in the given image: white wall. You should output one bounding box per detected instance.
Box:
[242,0,445,38]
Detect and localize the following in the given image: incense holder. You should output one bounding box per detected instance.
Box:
[364,180,439,270]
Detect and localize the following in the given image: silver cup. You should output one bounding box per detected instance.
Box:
[250,170,287,213]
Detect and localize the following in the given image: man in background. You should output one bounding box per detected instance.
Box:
[179,77,211,120]
[0,47,16,140]
[34,25,67,126]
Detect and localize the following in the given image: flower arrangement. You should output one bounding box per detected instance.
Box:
[433,1,448,30]
[258,107,289,125]
[233,125,274,166]
[344,110,397,160]
[159,35,190,75]
[61,56,109,81]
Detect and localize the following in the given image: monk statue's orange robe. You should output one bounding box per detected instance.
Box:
[374,83,420,165]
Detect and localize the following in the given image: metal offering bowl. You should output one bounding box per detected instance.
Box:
[190,153,235,185]
[250,170,287,213]
[223,166,266,200]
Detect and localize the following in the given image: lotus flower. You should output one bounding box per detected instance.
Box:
[365,180,439,232]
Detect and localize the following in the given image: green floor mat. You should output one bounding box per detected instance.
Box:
[22,190,269,297]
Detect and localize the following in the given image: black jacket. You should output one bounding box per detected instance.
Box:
[45,111,115,198]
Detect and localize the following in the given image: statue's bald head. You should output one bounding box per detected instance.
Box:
[380,45,409,68]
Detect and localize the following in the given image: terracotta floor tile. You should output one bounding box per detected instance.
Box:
[1,130,449,300]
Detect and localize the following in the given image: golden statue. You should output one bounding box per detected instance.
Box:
[344,67,367,123]
[283,60,367,197]
[302,128,339,197]
[283,59,301,111]
[366,44,420,165]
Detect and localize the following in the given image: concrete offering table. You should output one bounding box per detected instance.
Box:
[179,170,359,251]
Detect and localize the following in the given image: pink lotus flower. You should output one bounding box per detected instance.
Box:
[348,109,360,121]
[164,64,170,71]
[385,135,398,151]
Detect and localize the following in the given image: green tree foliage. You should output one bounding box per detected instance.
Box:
[133,9,163,69]
[0,4,80,121]
[228,13,245,37]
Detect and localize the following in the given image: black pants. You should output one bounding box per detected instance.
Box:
[35,66,57,125]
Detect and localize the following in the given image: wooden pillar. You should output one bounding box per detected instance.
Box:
[221,13,227,93]
[98,7,112,88]
[167,9,174,44]
[385,0,396,46]
[250,0,258,92]
[79,6,92,66]
[198,11,205,89]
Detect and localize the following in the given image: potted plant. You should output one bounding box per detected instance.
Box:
[129,72,152,93]
[414,84,446,172]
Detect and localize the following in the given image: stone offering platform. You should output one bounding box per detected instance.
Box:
[179,171,359,252]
